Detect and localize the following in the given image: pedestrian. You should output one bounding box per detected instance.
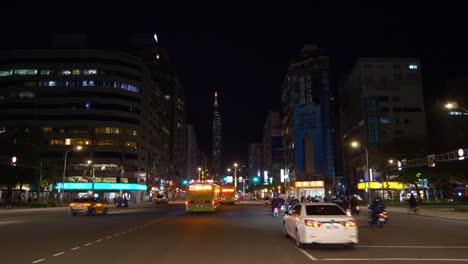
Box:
[28,196,32,207]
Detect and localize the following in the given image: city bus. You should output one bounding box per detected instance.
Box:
[185,182,221,212]
[220,185,237,205]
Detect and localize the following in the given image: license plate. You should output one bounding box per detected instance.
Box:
[379,218,385,221]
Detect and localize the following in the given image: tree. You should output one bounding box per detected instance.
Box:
[0,127,45,203]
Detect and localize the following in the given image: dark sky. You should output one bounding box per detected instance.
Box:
[2,1,468,167]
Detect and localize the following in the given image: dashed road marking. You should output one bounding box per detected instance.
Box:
[113,233,119,236]
[121,231,126,234]
[84,242,93,246]
[106,236,112,239]
[70,247,80,251]
[296,247,317,261]
[53,252,65,257]
[96,239,103,242]
[32,259,45,263]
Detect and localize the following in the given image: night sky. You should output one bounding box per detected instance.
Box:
[2,1,468,167]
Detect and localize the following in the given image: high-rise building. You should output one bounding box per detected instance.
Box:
[186,124,199,181]
[248,143,263,182]
[340,57,427,192]
[212,92,221,179]
[262,111,283,184]
[281,45,336,195]
[0,34,183,201]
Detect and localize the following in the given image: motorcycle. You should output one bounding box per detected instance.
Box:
[351,205,361,215]
[369,210,388,227]
[273,207,279,218]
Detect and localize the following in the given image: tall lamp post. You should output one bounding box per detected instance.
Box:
[61,145,83,205]
[233,163,238,190]
[351,141,371,202]
[197,167,202,181]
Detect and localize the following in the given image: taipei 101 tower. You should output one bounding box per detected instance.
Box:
[212,92,221,179]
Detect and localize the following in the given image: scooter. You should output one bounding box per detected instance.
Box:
[273,207,279,218]
[369,210,388,227]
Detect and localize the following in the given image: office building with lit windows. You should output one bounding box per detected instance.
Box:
[340,57,427,193]
[0,36,175,201]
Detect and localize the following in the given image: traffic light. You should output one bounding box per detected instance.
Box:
[182,179,188,185]
[427,155,436,167]
[10,156,17,166]
[252,177,259,183]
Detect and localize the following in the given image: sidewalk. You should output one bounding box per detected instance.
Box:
[385,206,468,220]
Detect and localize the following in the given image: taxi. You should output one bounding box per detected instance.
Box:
[69,197,108,216]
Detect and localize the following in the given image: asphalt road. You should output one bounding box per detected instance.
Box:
[1,203,468,264]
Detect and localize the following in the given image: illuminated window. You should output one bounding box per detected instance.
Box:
[40,70,52,75]
[95,127,121,134]
[60,70,71,75]
[41,127,53,133]
[124,129,137,136]
[65,138,71,145]
[0,127,6,133]
[68,128,88,133]
[48,81,56,86]
[89,80,95,86]
[156,54,160,60]
[0,70,12,77]
[66,138,89,145]
[82,80,88,86]
[49,139,64,145]
[18,91,35,98]
[85,102,91,109]
[408,64,418,70]
[72,69,81,75]
[95,139,120,146]
[83,69,97,75]
[125,142,138,148]
[13,69,38,75]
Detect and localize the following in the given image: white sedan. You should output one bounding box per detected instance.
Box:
[283,202,358,247]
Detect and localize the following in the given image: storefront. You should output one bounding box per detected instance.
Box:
[357,181,405,200]
[294,181,325,199]
[55,182,147,203]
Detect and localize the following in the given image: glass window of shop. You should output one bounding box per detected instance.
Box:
[95,127,120,134]
[95,139,120,146]
[49,139,64,145]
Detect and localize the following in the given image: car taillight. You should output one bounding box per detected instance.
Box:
[184,201,188,206]
[69,203,76,206]
[304,220,321,227]
[343,220,357,227]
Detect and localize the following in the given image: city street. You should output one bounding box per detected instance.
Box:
[1,203,468,264]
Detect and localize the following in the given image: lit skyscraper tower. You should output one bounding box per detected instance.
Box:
[212,92,222,179]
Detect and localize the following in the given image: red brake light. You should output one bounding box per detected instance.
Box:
[344,220,357,227]
[304,220,321,228]
[211,200,215,206]
[184,201,188,206]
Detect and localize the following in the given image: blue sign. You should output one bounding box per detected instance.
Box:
[293,104,323,174]
[364,97,381,149]
[55,182,147,191]
[320,70,335,177]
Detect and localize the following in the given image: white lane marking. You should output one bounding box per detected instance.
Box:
[121,231,126,234]
[70,247,80,251]
[357,245,468,249]
[53,252,65,257]
[417,216,468,225]
[96,239,103,242]
[296,247,317,261]
[32,259,45,263]
[84,242,93,246]
[0,220,27,225]
[322,258,468,261]
[128,229,133,232]
[106,236,112,239]
[113,233,119,236]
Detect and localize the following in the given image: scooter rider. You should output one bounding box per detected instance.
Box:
[369,197,385,224]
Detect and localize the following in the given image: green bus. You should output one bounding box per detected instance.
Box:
[185,182,221,212]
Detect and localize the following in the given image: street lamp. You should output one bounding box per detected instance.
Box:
[350,141,371,202]
[234,163,238,190]
[197,167,202,181]
[60,145,83,205]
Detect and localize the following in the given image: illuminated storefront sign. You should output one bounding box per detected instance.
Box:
[55,182,147,191]
[357,181,404,190]
[295,181,325,188]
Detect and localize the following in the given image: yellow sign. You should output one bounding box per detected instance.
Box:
[295,181,325,188]
[357,181,404,190]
